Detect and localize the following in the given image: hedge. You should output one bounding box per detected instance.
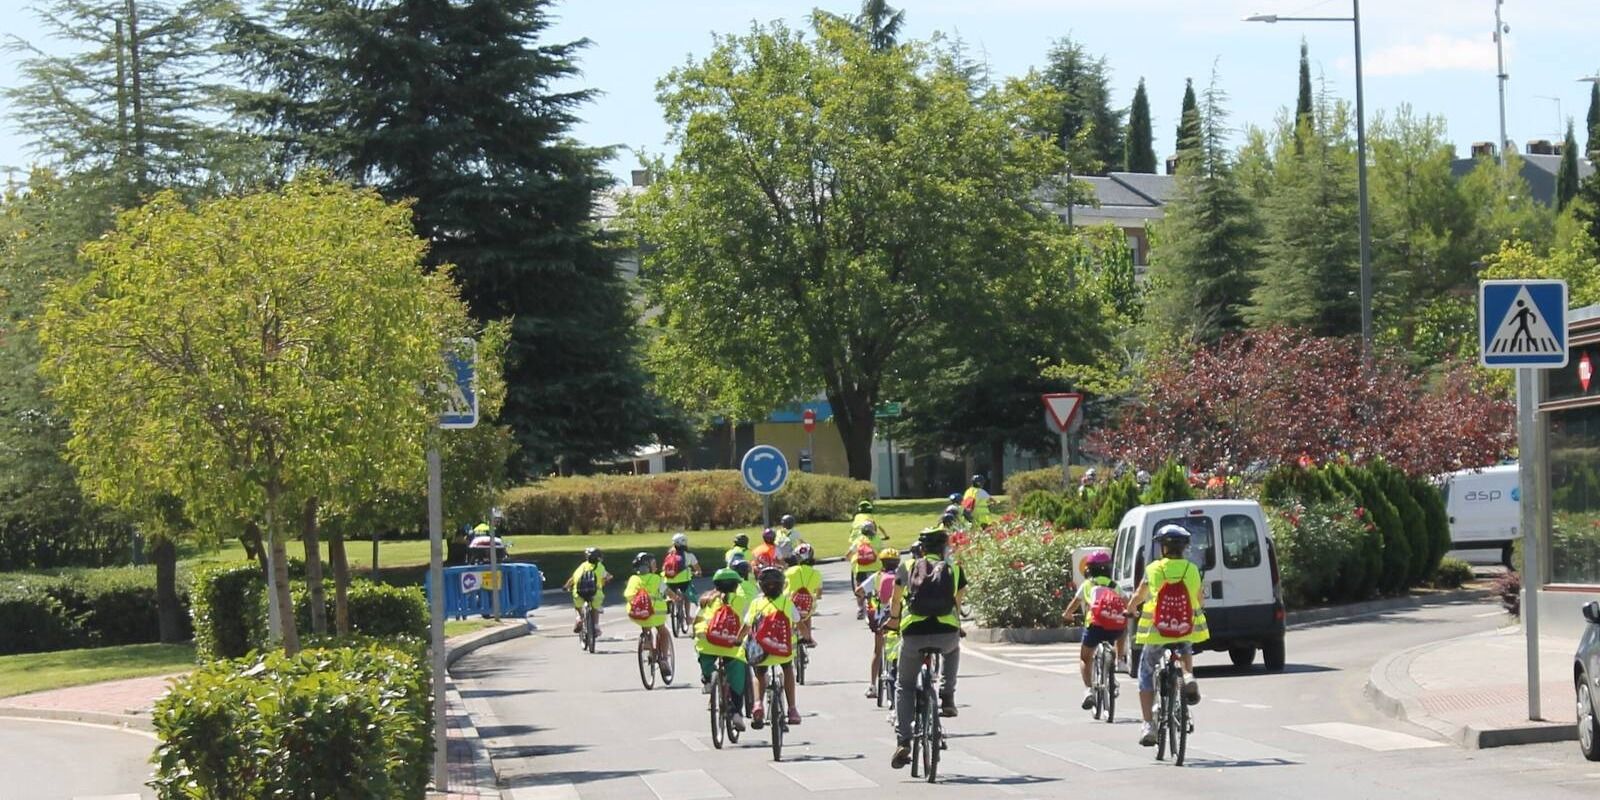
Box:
[0,585,87,655]
[194,562,427,661]
[500,470,875,534]
[1265,499,1367,606]
[1004,466,1066,500]
[0,566,193,655]
[150,640,431,799]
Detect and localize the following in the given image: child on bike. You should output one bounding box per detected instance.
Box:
[725,533,750,567]
[625,552,673,681]
[784,544,822,646]
[860,547,901,699]
[563,547,609,635]
[847,514,888,620]
[752,528,782,571]
[1128,524,1209,747]
[1062,551,1128,711]
[662,533,701,618]
[776,514,805,563]
[695,567,749,732]
[745,565,802,728]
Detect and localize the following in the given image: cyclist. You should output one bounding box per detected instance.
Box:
[564,547,610,635]
[695,567,749,731]
[939,508,961,531]
[784,543,823,646]
[1128,524,1208,747]
[745,565,803,728]
[776,514,805,563]
[662,533,702,617]
[625,552,673,681]
[888,527,967,769]
[847,519,888,620]
[729,556,759,607]
[1062,551,1129,710]
[752,527,782,571]
[725,533,750,567]
[960,474,995,528]
[1078,467,1100,501]
[861,547,901,699]
[850,499,881,533]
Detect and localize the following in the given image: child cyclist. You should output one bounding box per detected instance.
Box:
[695,567,749,732]
[745,565,803,728]
[847,518,888,620]
[1128,524,1208,747]
[860,547,901,699]
[1062,551,1128,711]
[563,547,610,635]
[624,552,673,681]
[784,543,823,646]
[662,533,701,615]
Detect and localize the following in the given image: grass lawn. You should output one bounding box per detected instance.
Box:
[443,619,504,638]
[0,642,196,699]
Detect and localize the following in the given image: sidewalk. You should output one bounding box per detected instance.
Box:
[1367,623,1578,749]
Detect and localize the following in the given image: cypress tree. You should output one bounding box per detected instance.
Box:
[1041,37,1125,174]
[230,0,668,475]
[1557,120,1581,212]
[1587,81,1600,159]
[1124,78,1156,173]
[1175,79,1201,160]
[1295,40,1314,154]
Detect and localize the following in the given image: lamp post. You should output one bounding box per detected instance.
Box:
[1247,2,1373,355]
[1495,1,1509,164]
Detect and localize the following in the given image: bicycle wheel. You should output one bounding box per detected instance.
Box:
[637,632,656,690]
[910,703,923,778]
[709,670,725,750]
[1103,648,1117,724]
[661,635,676,685]
[1155,671,1171,761]
[585,608,598,654]
[1174,692,1188,767]
[796,645,807,686]
[769,669,784,761]
[1091,649,1104,720]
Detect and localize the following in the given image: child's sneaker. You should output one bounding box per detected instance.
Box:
[1081,687,1095,710]
[1183,674,1201,705]
[1139,721,1157,746]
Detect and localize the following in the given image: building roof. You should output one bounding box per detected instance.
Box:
[1037,171,1175,227]
[1449,152,1594,207]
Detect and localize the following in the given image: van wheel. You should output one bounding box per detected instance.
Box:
[1502,544,1515,570]
[1228,647,1256,670]
[1262,636,1286,672]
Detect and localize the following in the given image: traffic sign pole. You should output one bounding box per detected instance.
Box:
[427,447,447,792]
[489,523,500,621]
[1060,431,1071,491]
[1518,367,1542,721]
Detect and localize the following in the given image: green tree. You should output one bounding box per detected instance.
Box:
[626,19,1082,480]
[857,0,905,51]
[1125,78,1156,173]
[1587,81,1600,159]
[1558,120,1581,212]
[39,178,473,652]
[1040,37,1123,174]
[1175,78,1200,160]
[229,0,660,477]
[1294,39,1313,154]
[1144,76,1260,344]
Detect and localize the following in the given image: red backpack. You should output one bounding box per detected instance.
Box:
[705,600,742,648]
[752,604,793,658]
[1088,584,1128,630]
[854,541,878,566]
[1150,562,1195,637]
[628,586,655,621]
[791,587,814,617]
[662,550,684,578]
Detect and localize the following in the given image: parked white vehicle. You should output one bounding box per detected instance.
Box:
[1112,500,1286,671]
[1440,464,1519,566]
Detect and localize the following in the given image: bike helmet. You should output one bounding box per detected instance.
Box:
[672,532,688,547]
[795,542,814,563]
[633,551,654,572]
[1155,523,1191,543]
[1084,550,1113,578]
[858,500,874,513]
[780,514,796,528]
[918,526,948,552]
[940,510,958,527]
[1083,468,1098,481]
[712,567,741,594]
[948,492,962,505]
[971,474,986,488]
[730,557,751,579]
[733,533,749,548]
[859,520,876,535]
[878,548,901,571]
[762,527,776,543]
[756,565,786,591]
[584,547,601,563]
[906,541,925,558]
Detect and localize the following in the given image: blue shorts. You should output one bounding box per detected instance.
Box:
[1138,642,1192,692]
[1080,624,1123,649]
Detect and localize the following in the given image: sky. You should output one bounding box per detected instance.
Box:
[1,0,1598,183]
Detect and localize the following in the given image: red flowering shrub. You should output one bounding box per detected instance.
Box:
[959,517,1112,628]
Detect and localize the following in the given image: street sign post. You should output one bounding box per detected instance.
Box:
[801,409,816,433]
[1479,279,1567,723]
[440,338,479,429]
[741,445,790,527]
[1041,393,1084,490]
[802,409,816,474]
[429,338,478,793]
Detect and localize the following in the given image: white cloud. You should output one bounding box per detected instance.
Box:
[1340,34,1498,77]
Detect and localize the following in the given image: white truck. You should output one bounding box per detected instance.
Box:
[1441,464,1520,567]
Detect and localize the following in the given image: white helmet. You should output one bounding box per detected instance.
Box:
[672,532,688,546]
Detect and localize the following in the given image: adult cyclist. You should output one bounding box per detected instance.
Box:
[1128,524,1208,747]
[776,514,805,564]
[662,533,702,619]
[564,547,610,635]
[888,527,967,770]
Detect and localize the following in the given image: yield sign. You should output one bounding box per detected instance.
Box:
[1041,393,1083,434]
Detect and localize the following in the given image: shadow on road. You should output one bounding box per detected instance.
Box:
[502,769,648,789]
[935,773,1058,788]
[1184,756,1300,769]
[1192,662,1336,679]
[490,742,588,760]
[475,723,544,738]
[459,687,546,699]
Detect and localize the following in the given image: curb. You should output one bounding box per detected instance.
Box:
[446,621,530,669]
[1286,587,1493,628]
[1365,627,1577,749]
[0,707,156,734]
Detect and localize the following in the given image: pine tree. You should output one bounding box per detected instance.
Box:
[1041,37,1124,174]
[1145,76,1260,344]
[857,0,905,50]
[1587,81,1600,159]
[1175,79,1201,161]
[1294,40,1314,155]
[1124,78,1156,173]
[230,0,666,475]
[1557,119,1581,212]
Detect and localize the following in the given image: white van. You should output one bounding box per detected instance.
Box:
[1112,500,1286,671]
[1440,464,1519,566]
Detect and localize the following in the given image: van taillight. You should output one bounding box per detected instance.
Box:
[1268,540,1281,589]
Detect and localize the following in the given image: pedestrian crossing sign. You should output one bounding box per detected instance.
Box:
[1479,280,1567,368]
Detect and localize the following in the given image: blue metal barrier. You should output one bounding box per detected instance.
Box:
[426,563,545,619]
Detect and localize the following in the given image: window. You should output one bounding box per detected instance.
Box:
[1114,525,1136,581]
[1153,516,1215,571]
[1547,402,1600,584]
[1220,514,1262,569]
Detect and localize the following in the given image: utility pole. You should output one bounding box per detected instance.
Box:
[1494,0,1509,164]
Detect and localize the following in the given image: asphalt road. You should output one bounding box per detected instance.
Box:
[0,717,155,800]
[457,560,1600,800]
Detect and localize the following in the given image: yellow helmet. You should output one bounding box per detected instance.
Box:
[878,547,900,562]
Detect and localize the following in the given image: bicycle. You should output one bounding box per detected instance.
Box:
[752,659,789,761]
[1090,640,1118,723]
[707,656,742,749]
[877,632,899,709]
[637,628,675,690]
[1153,645,1191,766]
[795,640,810,686]
[667,587,693,638]
[578,602,599,654]
[909,647,944,783]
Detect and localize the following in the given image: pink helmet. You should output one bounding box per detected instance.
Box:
[1085,551,1113,567]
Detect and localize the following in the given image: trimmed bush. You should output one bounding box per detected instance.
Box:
[1266,498,1367,607]
[150,640,432,799]
[0,585,87,654]
[1433,557,1474,589]
[1408,478,1452,579]
[193,563,268,661]
[1327,467,1385,598]
[956,517,1113,629]
[295,582,428,640]
[0,566,191,654]
[1375,464,1430,586]
[500,471,874,534]
[1004,466,1064,499]
[1017,490,1069,522]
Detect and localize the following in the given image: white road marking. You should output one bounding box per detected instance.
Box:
[650,730,710,752]
[962,645,1073,675]
[1189,732,1301,763]
[1242,703,1272,710]
[1284,722,1446,751]
[641,769,732,800]
[507,785,583,800]
[1473,611,1504,618]
[1212,698,1239,704]
[1029,741,1150,771]
[769,760,877,790]
[938,752,1025,794]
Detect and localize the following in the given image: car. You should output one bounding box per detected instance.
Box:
[1111,500,1286,671]
[1578,600,1600,761]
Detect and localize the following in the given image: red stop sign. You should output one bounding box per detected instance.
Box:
[802,409,817,433]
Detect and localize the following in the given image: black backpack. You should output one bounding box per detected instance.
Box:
[576,567,598,599]
[907,558,956,617]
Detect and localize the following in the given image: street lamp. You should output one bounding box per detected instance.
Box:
[1246,2,1373,356]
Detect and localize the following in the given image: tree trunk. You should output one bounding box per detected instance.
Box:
[989,439,1007,498]
[301,497,326,635]
[243,522,266,578]
[268,537,299,654]
[328,526,351,636]
[151,537,183,643]
[827,388,878,481]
